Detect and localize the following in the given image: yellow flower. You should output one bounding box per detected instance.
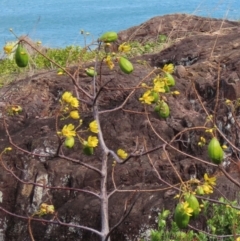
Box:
[182,201,193,216]
[118,42,131,53]
[204,173,216,186]
[222,145,228,150]
[105,55,114,70]
[70,110,80,119]
[11,105,22,112]
[172,90,180,95]
[3,45,13,55]
[87,136,98,147]
[200,136,206,143]
[163,63,174,74]
[236,237,240,241]
[89,120,99,133]
[3,42,17,55]
[61,124,76,138]
[201,183,213,194]
[117,149,128,159]
[39,203,55,215]
[139,90,155,104]
[225,99,232,105]
[70,97,79,108]
[62,92,73,103]
[153,80,165,93]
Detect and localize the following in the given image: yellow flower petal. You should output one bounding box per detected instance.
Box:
[163,63,174,74]
[89,120,99,133]
[61,124,76,138]
[117,149,128,159]
[70,97,79,108]
[87,136,98,147]
[70,110,80,119]
[62,92,73,103]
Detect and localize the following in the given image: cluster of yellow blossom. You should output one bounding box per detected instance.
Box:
[59,92,99,152]
[198,136,206,147]
[195,173,216,195]
[104,42,131,70]
[118,42,131,53]
[139,63,178,105]
[105,55,115,70]
[61,91,79,109]
[182,201,193,216]
[117,149,128,159]
[34,203,55,216]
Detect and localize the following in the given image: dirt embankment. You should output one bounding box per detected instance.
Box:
[0,14,240,240]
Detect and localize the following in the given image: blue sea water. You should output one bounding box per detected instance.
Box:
[0,0,239,49]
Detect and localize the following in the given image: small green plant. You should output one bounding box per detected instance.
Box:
[146,209,208,241]
[203,197,240,240]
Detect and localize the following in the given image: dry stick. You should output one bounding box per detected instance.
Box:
[219,166,240,189]
[108,156,181,200]
[3,108,101,174]
[163,144,185,186]
[0,205,103,237]
[0,154,100,198]
[191,76,240,154]
[98,69,157,115]
[21,38,93,101]
[188,224,238,239]
[104,191,140,241]
[144,138,182,193]
[213,62,221,124]
[210,9,229,59]
[28,217,35,241]
[169,126,208,144]
[145,111,217,166]
[4,112,101,174]
[3,116,49,158]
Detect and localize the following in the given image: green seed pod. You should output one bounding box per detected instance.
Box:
[165,72,175,86]
[154,105,160,113]
[83,145,94,156]
[99,31,118,43]
[158,101,170,118]
[208,137,224,164]
[196,186,204,195]
[164,84,170,93]
[15,43,29,67]
[119,57,134,74]
[151,91,159,103]
[174,203,190,229]
[185,193,200,219]
[85,68,97,77]
[64,137,75,148]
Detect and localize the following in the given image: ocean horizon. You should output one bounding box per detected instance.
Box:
[0,0,239,49]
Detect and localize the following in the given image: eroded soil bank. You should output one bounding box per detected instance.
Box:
[1,14,240,240]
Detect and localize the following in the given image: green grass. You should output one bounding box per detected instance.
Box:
[0,34,169,85]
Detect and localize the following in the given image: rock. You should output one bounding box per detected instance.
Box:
[1,14,240,240]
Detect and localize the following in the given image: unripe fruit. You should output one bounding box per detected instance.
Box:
[83,145,93,155]
[165,73,175,86]
[15,43,29,67]
[99,31,118,43]
[196,186,204,195]
[158,101,170,118]
[208,137,224,164]
[151,91,159,103]
[85,68,97,77]
[119,57,133,74]
[174,203,190,229]
[185,193,200,219]
[64,137,75,148]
